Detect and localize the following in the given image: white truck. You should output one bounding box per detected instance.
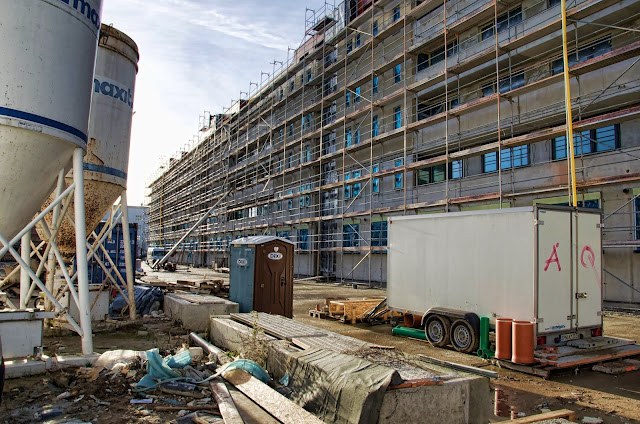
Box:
[387,206,603,353]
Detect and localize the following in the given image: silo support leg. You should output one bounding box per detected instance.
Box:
[20,231,31,309]
[120,191,137,320]
[73,147,94,356]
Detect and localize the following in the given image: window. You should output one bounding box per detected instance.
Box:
[353,181,361,197]
[288,199,293,209]
[288,153,293,168]
[552,37,612,75]
[417,161,462,185]
[279,89,284,100]
[345,129,352,147]
[300,75,304,85]
[307,69,312,82]
[279,129,284,142]
[305,113,312,129]
[347,40,353,53]
[417,41,459,71]
[345,92,351,107]
[417,98,459,120]
[393,107,402,129]
[552,125,619,160]
[393,6,400,22]
[481,7,522,40]
[305,195,310,206]
[289,123,294,137]
[373,21,379,36]
[298,228,309,250]
[548,0,561,6]
[482,70,525,96]
[372,164,380,193]
[483,145,529,172]
[371,221,388,247]
[395,159,403,189]
[277,230,291,240]
[343,223,360,248]
[290,81,295,92]
[355,86,361,103]
[356,34,361,47]
[344,172,351,200]
[372,116,379,137]
[354,129,360,144]
[372,76,379,94]
[394,64,402,83]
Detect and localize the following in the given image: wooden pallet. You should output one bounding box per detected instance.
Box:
[328,298,386,324]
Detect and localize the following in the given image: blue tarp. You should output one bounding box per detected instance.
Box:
[109,285,164,317]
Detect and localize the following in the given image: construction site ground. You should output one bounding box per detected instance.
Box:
[2,265,639,423]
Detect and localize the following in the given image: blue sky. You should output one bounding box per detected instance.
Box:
[102,0,318,205]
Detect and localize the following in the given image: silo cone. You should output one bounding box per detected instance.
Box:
[0,0,103,242]
[38,24,139,258]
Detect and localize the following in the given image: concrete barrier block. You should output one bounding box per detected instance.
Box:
[164,293,238,332]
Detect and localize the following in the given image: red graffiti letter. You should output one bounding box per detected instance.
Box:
[544,243,561,271]
[581,245,595,268]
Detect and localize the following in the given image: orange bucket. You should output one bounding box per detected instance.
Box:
[495,318,513,360]
[511,321,535,364]
[403,313,421,329]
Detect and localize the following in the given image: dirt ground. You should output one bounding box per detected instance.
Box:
[2,266,639,423]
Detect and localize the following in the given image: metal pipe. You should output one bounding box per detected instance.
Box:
[73,147,94,355]
[47,169,68,311]
[0,231,84,336]
[561,0,578,206]
[20,231,31,308]
[120,191,137,320]
[189,332,229,364]
[0,183,75,259]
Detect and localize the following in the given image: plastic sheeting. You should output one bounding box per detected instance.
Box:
[267,344,399,424]
[109,285,163,317]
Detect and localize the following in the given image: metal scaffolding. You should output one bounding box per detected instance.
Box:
[146,0,640,299]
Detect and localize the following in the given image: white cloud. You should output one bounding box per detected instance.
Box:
[101,0,314,205]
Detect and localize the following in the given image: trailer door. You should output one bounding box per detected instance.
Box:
[574,211,602,328]
[536,209,573,334]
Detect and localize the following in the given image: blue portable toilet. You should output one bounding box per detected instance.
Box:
[229,236,294,317]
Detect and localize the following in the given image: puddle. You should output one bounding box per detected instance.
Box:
[493,387,528,419]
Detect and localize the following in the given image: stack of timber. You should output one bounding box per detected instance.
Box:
[310,297,396,324]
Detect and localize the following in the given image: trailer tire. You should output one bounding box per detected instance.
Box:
[424,315,450,347]
[450,319,479,353]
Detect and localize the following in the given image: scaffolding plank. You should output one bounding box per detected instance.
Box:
[230,312,327,340]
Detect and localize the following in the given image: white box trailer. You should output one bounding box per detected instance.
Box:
[387,206,603,353]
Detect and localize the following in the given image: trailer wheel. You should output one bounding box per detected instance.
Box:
[424,315,450,347]
[450,319,479,353]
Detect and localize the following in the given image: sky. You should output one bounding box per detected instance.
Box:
[102,0,320,205]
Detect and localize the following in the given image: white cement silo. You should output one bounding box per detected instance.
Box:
[40,24,139,257]
[0,0,103,242]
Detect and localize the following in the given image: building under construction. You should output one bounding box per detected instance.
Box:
[147,0,640,304]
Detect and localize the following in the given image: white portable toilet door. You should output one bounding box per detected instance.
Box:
[574,212,603,329]
[536,208,573,334]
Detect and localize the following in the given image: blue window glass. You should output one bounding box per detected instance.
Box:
[356,34,361,47]
[345,129,352,147]
[483,146,529,172]
[289,123,294,136]
[298,228,309,250]
[394,64,402,83]
[353,182,361,197]
[373,76,379,94]
[372,164,380,193]
[553,125,617,159]
[395,159,403,188]
[290,81,295,92]
[393,7,400,21]
[451,160,463,179]
[371,221,388,247]
[307,70,312,82]
[279,129,284,142]
[343,224,360,248]
[394,107,402,129]
[347,41,353,53]
[305,195,310,206]
[288,199,292,209]
[372,116,379,137]
[345,92,351,107]
[373,21,379,36]
[355,86,361,103]
[279,89,284,100]
[355,129,360,144]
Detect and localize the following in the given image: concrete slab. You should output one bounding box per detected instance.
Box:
[210,317,276,352]
[165,293,238,332]
[4,358,46,378]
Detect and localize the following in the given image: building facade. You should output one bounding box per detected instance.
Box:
[148,0,640,304]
